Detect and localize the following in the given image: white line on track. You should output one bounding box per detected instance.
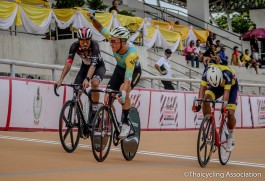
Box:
[1,135,265,168]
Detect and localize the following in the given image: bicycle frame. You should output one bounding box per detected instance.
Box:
[193,98,226,148]
[209,102,227,148]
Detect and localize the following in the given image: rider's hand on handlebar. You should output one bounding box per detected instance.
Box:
[82,79,90,89]
[55,80,62,88]
[192,105,201,112]
[117,91,126,105]
[221,106,227,114]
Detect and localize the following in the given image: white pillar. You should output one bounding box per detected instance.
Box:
[226,13,232,32]
[187,0,209,29]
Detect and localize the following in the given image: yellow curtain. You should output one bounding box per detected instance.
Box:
[117,14,143,31]
[145,26,157,39]
[53,9,75,22]
[151,20,171,30]
[21,4,51,25]
[159,28,181,43]
[0,1,17,18]
[94,13,113,28]
[171,24,190,40]
[193,29,209,43]
[21,0,50,7]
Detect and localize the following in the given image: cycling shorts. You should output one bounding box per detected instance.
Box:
[107,65,141,91]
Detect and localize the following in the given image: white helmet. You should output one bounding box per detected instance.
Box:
[110,26,130,39]
[77,27,92,40]
[206,66,223,87]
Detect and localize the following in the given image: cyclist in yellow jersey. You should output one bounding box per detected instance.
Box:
[194,64,239,152]
[88,12,142,139]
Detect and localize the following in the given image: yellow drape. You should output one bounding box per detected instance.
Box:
[151,20,171,30]
[0,1,17,18]
[94,13,113,29]
[171,24,190,40]
[145,26,156,39]
[21,4,51,25]
[117,14,143,31]
[52,9,75,22]
[21,0,50,7]
[193,29,209,43]
[159,28,181,43]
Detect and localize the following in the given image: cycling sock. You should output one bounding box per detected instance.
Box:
[122,109,130,125]
[228,129,234,139]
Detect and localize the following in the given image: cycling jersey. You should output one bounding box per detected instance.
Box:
[67,40,104,67]
[200,64,239,110]
[101,28,141,80]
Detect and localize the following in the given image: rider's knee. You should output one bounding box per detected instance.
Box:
[91,78,100,88]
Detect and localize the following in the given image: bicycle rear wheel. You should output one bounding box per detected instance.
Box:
[91,105,113,162]
[218,118,231,165]
[197,114,215,167]
[121,107,141,161]
[59,100,80,153]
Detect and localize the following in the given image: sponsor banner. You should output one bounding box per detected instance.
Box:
[10,80,63,130]
[250,96,265,127]
[0,79,9,128]
[240,95,252,127]
[149,91,185,130]
[185,93,200,129]
[131,89,150,129]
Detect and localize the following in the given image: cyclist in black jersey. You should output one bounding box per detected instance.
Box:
[55,27,106,126]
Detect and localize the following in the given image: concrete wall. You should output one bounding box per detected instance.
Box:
[250,9,265,29]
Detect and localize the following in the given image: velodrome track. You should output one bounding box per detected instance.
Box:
[0,129,265,181]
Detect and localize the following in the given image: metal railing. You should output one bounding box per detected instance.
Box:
[1,58,265,94]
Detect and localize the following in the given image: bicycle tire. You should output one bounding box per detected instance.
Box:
[197,114,215,167]
[91,105,113,162]
[218,118,231,165]
[121,107,141,161]
[59,100,80,153]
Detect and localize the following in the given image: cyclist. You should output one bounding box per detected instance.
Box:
[55,27,106,126]
[88,13,142,139]
[194,64,238,152]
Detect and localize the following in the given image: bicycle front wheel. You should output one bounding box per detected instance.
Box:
[197,114,215,167]
[218,118,231,165]
[121,107,141,161]
[91,105,113,162]
[59,100,80,153]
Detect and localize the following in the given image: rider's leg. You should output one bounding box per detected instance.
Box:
[119,83,132,139]
[91,77,100,112]
[226,108,236,151]
[203,93,214,116]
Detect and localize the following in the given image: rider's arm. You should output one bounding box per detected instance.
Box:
[123,53,139,92]
[222,70,233,103]
[88,13,103,33]
[58,62,72,83]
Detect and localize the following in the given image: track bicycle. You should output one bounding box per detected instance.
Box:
[54,84,101,153]
[89,89,141,162]
[192,98,231,167]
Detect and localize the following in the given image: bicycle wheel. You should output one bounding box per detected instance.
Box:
[197,114,215,167]
[59,100,80,153]
[218,118,231,165]
[91,105,113,162]
[121,107,141,161]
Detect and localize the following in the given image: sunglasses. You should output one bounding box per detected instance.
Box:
[79,39,90,44]
[110,39,121,44]
[190,42,194,44]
